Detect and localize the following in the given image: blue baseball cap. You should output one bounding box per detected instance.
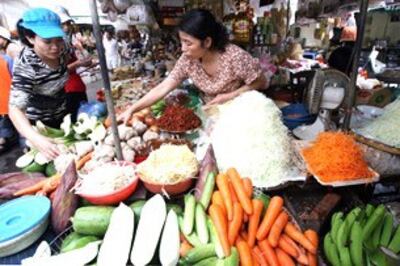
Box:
[21,8,65,39]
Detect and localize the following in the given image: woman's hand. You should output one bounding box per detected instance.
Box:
[30,133,59,160]
[117,106,135,125]
[206,91,237,106]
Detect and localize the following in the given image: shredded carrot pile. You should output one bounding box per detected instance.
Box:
[301,132,375,182]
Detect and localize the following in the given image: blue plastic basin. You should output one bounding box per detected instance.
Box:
[281,103,317,130]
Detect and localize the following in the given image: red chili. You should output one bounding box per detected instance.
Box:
[156,104,201,131]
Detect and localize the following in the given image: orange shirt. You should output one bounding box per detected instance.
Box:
[0,57,12,115]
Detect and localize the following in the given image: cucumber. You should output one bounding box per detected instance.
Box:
[199,173,215,209]
[45,162,57,177]
[15,152,35,168]
[179,216,202,247]
[216,247,239,266]
[388,224,400,253]
[183,194,196,235]
[22,161,46,173]
[72,206,115,237]
[195,204,209,244]
[61,235,99,253]
[60,232,83,251]
[193,256,218,266]
[207,218,224,259]
[167,203,183,216]
[380,213,394,247]
[183,243,216,264]
[129,200,146,219]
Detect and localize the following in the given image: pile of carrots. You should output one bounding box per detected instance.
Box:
[205,168,319,266]
[301,132,375,182]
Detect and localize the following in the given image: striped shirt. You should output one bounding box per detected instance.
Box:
[9,47,68,126]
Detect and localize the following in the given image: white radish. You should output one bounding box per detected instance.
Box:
[21,241,101,266]
[130,194,166,266]
[97,203,134,266]
[159,210,180,266]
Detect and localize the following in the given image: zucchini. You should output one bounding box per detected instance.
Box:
[15,152,35,168]
[23,162,46,173]
[182,243,216,264]
[195,204,209,244]
[72,206,115,237]
[97,203,134,266]
[179,216,202,247]
[160,210,180,266]
[61,235,99,253]
[130,194,166,266]
[207,218,224,259]
[183,194,196,235]
[216,247,239,266]
[199,173,215,209]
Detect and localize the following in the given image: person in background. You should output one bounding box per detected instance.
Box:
[9,8,68,160]
[103,29,119,71]
[328,26,357,76]
[119,9,267,124]
[0,53,18,153]
[0,26,21,60]
[57,7,93,122]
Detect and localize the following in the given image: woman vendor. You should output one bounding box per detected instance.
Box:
[8,8,68,160]
[119,9,267,124]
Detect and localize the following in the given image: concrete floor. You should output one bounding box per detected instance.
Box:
[0,79,102,174]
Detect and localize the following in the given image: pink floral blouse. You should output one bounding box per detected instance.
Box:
[169,44,262,102]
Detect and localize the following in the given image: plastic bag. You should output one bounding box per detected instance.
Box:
[78,101,108,119]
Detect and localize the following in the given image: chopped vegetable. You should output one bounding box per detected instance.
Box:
[302,132,375,182]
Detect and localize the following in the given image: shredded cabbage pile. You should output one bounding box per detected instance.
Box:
[357,98,400,148]
[78,164,136,195]
[211,91,293,188]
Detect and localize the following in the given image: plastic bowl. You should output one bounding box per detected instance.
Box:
[356,105,384,119]
[281,103,317,130]
[139,175,194,196]
[77,161,139,205]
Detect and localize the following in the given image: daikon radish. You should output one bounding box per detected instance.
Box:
[130,194,167,266]
[97,203,134,266]
[159,210,180,266]
[21,241,101,266]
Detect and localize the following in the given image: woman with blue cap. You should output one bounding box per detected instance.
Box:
[8,8,68,160]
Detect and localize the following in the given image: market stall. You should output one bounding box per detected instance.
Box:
[1,1,400,266]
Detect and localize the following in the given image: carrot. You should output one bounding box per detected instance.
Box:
[229,181,238,203]
[284,222,317,254]
[268,211,289,247]
[282,234,309,265]
[36,173,62,196]
[241,230,249,242]
[228,202,244,245]
[242,177,253,198]
[216,173,233,221]
[301,132,375,182]
[212,191,227,216]
[104,116,112,128]
[76,152,93,170]
[179,240,193,257]
[304,230,319,266]
[278,235,298,258]
[256,196,284,240]
[227,168,253,215]
[209,204,231,257]
[258,240,279,266]
[243,212,249,223]
[236,239,253,266]
[304,229,319,247]
[14,174,61,196]
[248,199,264,248]
[276,248,296,266]
[252,246,268,266]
